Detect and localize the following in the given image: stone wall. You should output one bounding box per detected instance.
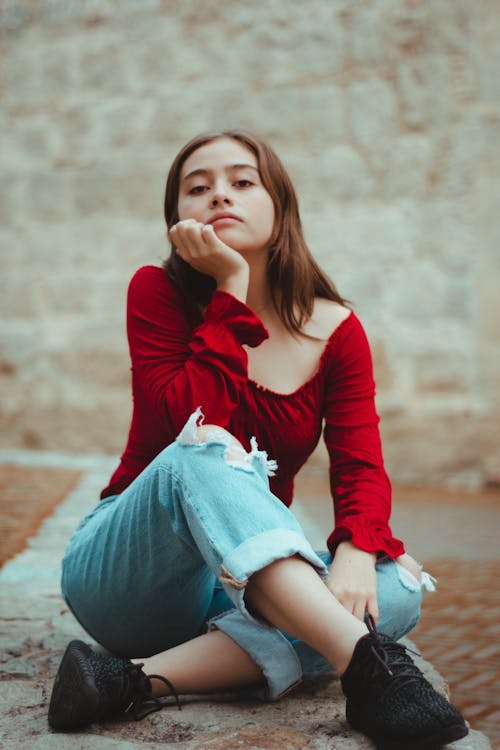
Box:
[1,0,499,486]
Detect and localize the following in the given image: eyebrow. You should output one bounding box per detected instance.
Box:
[182,164,259,181]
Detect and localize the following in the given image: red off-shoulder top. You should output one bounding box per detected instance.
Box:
[101,265,405,559]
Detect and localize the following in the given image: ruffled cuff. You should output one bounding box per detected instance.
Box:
[327,518,405,559]
[204,291,269,348]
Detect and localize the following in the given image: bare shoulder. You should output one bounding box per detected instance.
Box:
[304,298,351,340]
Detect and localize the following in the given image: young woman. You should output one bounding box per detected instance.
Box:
[48,131,468,749]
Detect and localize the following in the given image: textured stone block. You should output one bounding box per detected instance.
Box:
[318,145,375,200]
[25,172,75,222]
[347,79,398,145]
[385,134,432,198]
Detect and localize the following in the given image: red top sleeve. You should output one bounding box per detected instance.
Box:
[323,316,405,558]
[127,266,269,434]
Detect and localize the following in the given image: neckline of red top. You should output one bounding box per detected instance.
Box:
[248,310,355,398]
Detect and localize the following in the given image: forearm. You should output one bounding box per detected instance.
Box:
[216,268,249,305]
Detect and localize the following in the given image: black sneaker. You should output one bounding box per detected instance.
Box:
[48,640,180,730]
[340,615,468,750]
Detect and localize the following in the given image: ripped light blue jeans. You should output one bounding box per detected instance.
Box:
[61,411,426,700]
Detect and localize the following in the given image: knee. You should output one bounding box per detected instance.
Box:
[196,424,243,449]
[175,410,272,474]
[195,425,247,462]
[175,408,247,461]
[395,554,422,585]
[376,559,423,639]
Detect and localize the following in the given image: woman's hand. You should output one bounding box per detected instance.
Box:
[326,540,379,622]
[395,552,422,583]
[170,220,249,302]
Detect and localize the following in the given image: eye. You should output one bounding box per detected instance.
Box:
[188,185,208,195]
[234,179,253,188]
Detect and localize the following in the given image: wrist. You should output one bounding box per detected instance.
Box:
[217,269,249,304]
[336,540,377,563]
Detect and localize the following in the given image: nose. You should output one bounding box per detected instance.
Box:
[210,182,232,207]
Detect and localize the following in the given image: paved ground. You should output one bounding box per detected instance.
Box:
[410,559,499,745]
[0,463,82,566]
[0,449,495,750]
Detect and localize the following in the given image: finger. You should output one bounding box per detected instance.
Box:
[169,219,197,239]
[366,594,379,623]
[201,224,233,257]
[175,218,200,231]
[201,223,219,248]
[337,592,355,616]
[169,226,182,255]
[352,598,367,622]
[168,224,177,243]
[170,226,189,258]
[172,223,205,259]
[169,225,186,253]
[396,553,422,583]
[177,221,202,246]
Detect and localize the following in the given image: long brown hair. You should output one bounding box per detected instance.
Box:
[163,129,347,332]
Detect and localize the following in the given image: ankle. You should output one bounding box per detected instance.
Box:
[329,622,368,677]
[148,675,171,698]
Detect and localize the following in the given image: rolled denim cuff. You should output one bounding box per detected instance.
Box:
[209,609,302,700]
[219,528,328,621]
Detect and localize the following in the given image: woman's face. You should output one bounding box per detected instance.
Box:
[177,138,275,257]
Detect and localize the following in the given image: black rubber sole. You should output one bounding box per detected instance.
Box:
[48,640,100,730]
[355,721,469,750]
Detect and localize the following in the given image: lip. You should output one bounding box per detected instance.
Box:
[207,212,242,225]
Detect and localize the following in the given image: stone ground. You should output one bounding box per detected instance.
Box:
[0,449,495,750]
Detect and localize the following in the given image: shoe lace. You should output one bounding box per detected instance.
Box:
[363,613,427,701]
[118,662,182,720]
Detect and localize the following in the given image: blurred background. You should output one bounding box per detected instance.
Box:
[1,0,499,488]
[1,1,499,745]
